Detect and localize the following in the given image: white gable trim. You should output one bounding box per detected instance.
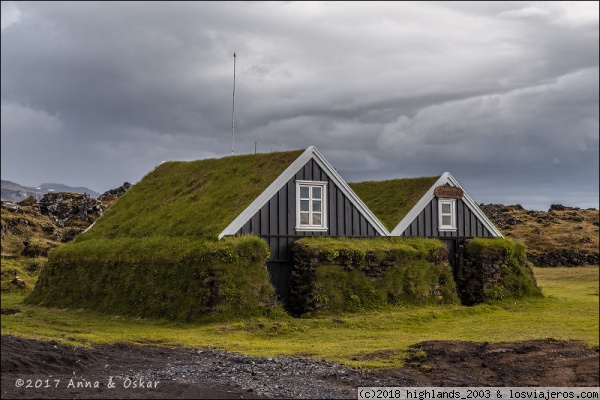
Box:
[390,172,503,237]
[219,146,389,239]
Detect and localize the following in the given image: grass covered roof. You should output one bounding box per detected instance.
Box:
[79,150,304,241]
[348,176,440,231]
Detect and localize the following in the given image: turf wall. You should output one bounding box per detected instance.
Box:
[290,237,459,315]
[27,235,274,322]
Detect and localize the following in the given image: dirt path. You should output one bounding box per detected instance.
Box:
[1,335,598,399]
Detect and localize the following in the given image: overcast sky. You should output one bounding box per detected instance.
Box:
[2,1,598,211]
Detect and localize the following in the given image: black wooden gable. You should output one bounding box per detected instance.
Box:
[390,172,502,239]
[237,157,382,262]
[399,197,494,238]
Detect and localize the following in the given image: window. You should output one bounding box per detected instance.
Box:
[438,199,457,231]
[296,180,328,231]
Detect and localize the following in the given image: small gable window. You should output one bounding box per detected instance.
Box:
[296,180,328,231]
[438,199,457,231]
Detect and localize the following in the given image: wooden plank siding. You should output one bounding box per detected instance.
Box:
[237,159,381,241]
[400,198,494,239]
[236,159,381,304]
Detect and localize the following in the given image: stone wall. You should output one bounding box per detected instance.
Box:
[290,238,459,316]
[527,251,598,267]
[457,238,542,305]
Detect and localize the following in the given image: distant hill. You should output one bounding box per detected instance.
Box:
[37,183,100,198]
[1,180,100,203]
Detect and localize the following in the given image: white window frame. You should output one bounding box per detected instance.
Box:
[438,198,457,232]
[296,180,328,232]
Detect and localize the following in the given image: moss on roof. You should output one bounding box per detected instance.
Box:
[349,176,440,231]
[78,150,304,241]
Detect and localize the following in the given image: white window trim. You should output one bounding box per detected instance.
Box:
[438,198,457,232]
[296,180,328,232]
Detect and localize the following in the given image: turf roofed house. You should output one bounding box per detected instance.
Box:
[37,146,388,311]
[349,173,503,276]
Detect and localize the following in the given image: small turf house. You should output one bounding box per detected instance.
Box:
[83,146,388,304]
[349,173,503,275]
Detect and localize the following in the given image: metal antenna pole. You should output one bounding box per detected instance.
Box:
[231,52,236,155]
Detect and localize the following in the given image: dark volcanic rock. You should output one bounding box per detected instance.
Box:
[39,192,103,228]
[98,182,133,203]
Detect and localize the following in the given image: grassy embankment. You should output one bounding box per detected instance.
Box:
[1,261,597,369]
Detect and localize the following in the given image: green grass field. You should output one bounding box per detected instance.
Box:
[1,265,598,369]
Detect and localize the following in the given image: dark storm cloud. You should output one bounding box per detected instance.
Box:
[1,1,598,210]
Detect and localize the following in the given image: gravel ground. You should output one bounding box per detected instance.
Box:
[114,348,379,398]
